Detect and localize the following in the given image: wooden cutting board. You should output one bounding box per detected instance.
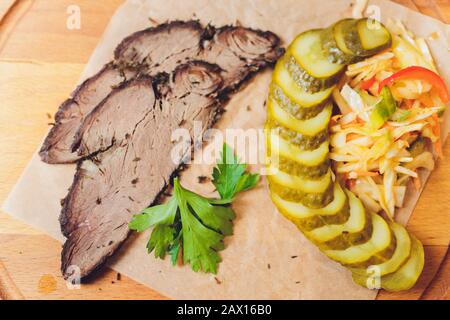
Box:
[0,0,448,300]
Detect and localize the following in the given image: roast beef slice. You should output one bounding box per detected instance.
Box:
[60,62,223,278]
[40,21,283,164]
[40,21,204,164]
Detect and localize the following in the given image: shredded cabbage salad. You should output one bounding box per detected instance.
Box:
[330,20,447,219]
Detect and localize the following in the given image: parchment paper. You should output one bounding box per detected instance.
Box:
[0,0,15,22]
[3,0,449,300]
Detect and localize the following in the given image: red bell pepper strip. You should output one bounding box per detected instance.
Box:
[378,66,449,103]
[360,77,376,90]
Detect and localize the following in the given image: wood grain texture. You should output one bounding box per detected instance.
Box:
[0,0,448,300]
[0,260,24,300]
[0,234,165,299]
[422,248,450,300]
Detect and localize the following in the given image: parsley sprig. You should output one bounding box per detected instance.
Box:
[129,144,260,274]
[212,144,261,201]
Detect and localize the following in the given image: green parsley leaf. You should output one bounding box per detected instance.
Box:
[183,188,235,236]
[174,180,224,274]
[212,143,260,200]
[129,143,259,274]
[147,225,174,259]
[129,197,177,232]
[169,232,182,266]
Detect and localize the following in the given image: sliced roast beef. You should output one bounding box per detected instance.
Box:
[40,21,204,164]
[200,26,284,91]
[60,62,224,278]
[40,22,283,164]
[40,64,136,164]
[115,24,284,94]
[114,20,204,73]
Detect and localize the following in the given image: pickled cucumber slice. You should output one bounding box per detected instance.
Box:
[271,182,346,219]
[333,19,358,56]
[321,22,357,64]
[306,190,367,243]
[379,236,424,291]
[286,29,345,92]
[357,18,392,53]
[324,212,392,265]
[308,190,373,251]
[285,55,342,93]
[269,179,334,209]
[352,235,424,291]
[266,119,328,151]
[318,210,372,250]
[270,84,328,120]
[268,132,329,166]
[342,18,392,57]
[273,60,334,107]
[272,182,350,232]
[291,29,345,78]
[268,168,332,194]
[277,156,330,179]
[295,199,350,232]
[268,98,332,136]
[351,222,412,277]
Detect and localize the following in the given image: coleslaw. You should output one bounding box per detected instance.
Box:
[330,20,448,218]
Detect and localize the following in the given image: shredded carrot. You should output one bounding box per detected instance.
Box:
[330,115,342,126]
[401,99,414,110]
[413,176,421,191]
[360,77,376,90]
[355,171,379,177]
[342,121,362,129]
[356,116,365,124]
[432,113,440,136]
[346,133,362,142]
[419,94,434,108]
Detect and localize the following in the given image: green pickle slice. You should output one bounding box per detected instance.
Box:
[270,84,328,120]
[271,183,351,232]
[273,59,334,108]
[285,29,345,92]
[269,179,334,209]
[267,98,332,136]
[266,119,329,151]
[351,222,412,277]
[341,18,392,57]
[324,212,395,268]
[276,156,330,179]
[307,190,373,250]
[352,235,424,291]
[321,20,358,64]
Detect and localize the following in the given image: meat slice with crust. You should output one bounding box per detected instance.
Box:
[40,64,136,164]
[40,21,204,164]
[40,21,283,164]
[60,62,224,278]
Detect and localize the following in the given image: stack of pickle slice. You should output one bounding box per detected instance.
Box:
[265,18,424,291]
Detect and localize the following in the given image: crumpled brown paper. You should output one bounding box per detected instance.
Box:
[3,0,450,299]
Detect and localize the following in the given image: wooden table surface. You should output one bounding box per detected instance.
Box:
[0,0,448,300]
